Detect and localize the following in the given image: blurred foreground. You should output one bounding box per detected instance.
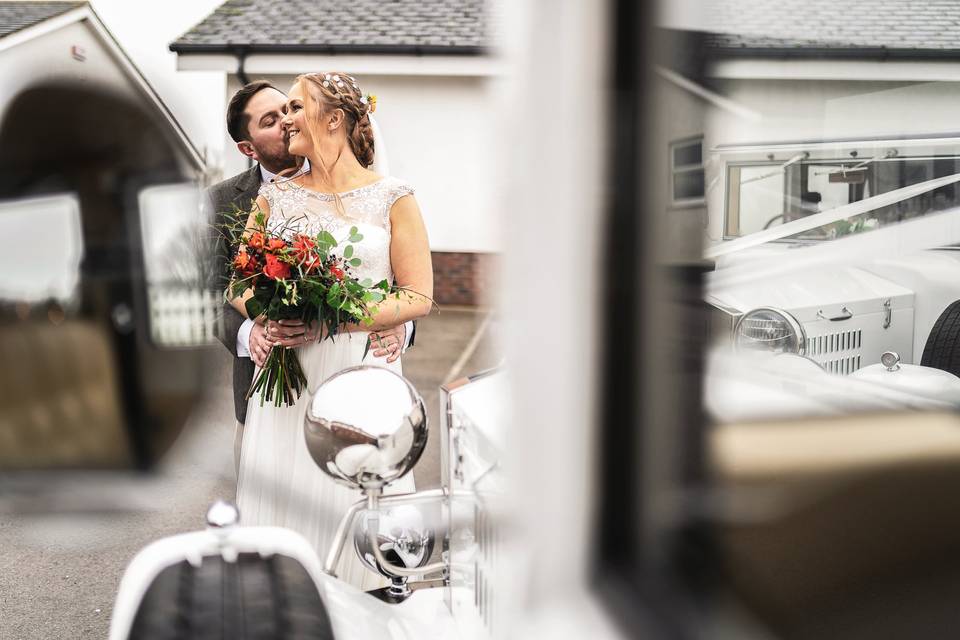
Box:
[0,308,496,640]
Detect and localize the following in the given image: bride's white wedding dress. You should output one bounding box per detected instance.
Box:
[236,174,416,589]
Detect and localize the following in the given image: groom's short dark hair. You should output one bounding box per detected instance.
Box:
[227,81,280,143]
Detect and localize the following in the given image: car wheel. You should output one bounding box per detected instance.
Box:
[128,553,335,640]
[920,301,960,377]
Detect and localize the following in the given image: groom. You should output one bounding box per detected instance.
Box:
[206,80,412,472]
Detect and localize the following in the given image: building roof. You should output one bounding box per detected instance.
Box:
[170,0,488,55]
[705,0,960,58]
[0,1,82,39]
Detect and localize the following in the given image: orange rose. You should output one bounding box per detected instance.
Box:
[247,232,265,251]
[267,237,287,252]
[329,264,345,281]
[233,248,258,275]
[263,253,291,280]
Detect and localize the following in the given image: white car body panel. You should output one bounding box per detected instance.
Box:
[860,249,960,359]
[706,350,960,423]
[442,369,509,640]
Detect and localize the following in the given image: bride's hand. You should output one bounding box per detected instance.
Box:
[266,319,324,347]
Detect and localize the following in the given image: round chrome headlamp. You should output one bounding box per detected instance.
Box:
[734,307,805,355]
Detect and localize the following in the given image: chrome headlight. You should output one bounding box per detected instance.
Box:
[734,307,805,355]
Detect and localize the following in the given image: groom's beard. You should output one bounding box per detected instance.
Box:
[259,150,299,175]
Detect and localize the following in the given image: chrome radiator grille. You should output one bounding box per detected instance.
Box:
[474,503,495,634]
[806,328,863,374]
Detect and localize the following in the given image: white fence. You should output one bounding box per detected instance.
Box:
[148,286,222,347]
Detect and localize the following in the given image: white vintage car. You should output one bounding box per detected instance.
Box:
[107,366,506,640]
[705,173,960,415]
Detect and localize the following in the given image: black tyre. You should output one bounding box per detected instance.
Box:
[920,301,960,377]
[127,553,335,640]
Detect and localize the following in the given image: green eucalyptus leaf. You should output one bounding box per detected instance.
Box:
[349,257,361,267]
[319,230,337,247]
[326,282,342,304]
[245,298,264,319]
[343,245,354,259]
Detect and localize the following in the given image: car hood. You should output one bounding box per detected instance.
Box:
[707,265,913,321]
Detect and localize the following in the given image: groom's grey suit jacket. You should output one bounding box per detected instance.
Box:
[205,164,261,424]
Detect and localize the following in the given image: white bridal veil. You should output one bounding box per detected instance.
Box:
[368,113,390,176]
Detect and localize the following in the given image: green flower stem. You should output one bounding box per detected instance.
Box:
[245,345,309,408]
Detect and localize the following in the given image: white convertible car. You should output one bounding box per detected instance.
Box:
[705,173,960,418]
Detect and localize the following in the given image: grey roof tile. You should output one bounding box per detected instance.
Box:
[704,0,960,56]
[170,0,489,54]
[0,1,83,39]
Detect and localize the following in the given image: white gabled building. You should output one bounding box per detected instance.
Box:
[0,1,204,175]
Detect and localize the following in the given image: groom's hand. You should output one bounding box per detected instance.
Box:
[249,322,272,367]
[266,319,321,347]
[369,324,405,363]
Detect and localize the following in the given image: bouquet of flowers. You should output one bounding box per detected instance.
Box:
[222,205,393,407]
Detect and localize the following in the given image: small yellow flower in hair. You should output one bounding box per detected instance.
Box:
[361,93,377,113]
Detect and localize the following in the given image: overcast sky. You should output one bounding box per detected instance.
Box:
[88,0,227,168]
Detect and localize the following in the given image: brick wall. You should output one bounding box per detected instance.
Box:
[431,251,498,307]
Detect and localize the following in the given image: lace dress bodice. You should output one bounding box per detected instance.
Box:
[239,176,416,590]
[258,175,414,284]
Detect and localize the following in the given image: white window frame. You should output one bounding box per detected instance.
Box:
[669,136,705,208]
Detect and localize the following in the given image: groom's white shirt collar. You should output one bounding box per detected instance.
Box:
[259,159,310,184]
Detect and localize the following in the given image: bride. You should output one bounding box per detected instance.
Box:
[229,72,433,588]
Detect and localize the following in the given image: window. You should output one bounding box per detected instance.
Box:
[725,153,960,239]
[138,183,221,347]
[670,137,705,206]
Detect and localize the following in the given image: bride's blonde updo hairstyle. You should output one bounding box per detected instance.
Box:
[298,71,375,169]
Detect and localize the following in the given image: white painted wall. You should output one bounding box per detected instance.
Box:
[652,75,708,260]
[223,72,500,254]
[704,78,960,147]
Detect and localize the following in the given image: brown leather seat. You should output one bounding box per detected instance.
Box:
[0,319,131,469]
[712,412,960,637]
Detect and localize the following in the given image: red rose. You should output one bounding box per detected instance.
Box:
[267,237,287,252]
[233,248,258,276]
[329,264,345,281]
[247,232,265,251]
[292,234,316,262]
[263,253,291,280]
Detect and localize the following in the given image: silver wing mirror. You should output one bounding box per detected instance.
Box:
[303,366,445,601]
[304,365,428,491]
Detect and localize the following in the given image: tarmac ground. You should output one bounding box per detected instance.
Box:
[0,307,497,640]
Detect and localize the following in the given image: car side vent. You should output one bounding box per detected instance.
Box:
[806,328,863,374]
